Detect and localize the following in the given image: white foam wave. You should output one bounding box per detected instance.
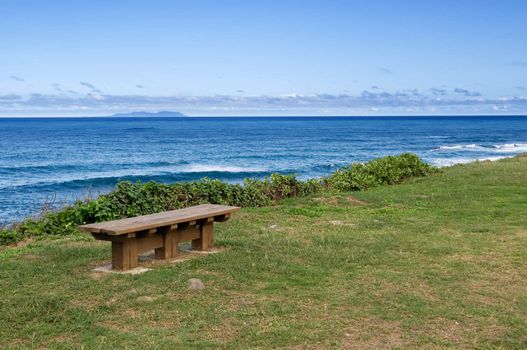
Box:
[438,144,479,150]
[437,142,527,153]
[492,143,527,153]
[181,164,268,173]
[431,156,508,167]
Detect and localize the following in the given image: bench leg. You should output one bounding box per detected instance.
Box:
[112,238,138,270]
[192,222,214,251]
[155,229,178,259]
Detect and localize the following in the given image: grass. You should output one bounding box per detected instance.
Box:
[1,156,526,349]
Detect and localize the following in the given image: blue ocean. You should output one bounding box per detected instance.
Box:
[1,116,526,224]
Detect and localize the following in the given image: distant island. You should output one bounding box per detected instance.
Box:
[109,111,187,118]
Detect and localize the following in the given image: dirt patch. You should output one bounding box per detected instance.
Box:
[346,196,368,206]
[342,318,403,349]
[266,224,296,234]
[51,334,75,342]
[4,338,28,348]
[313,195,367,207]
[97,320,134,333]
[357,272,438,303]
[343,316,505,349]
[89,247,224,278]
[329,220,355,227]
[221,289,283,312]
[21,253,38,261]
[14,238,33,248]
[69,295,109,312]
[313,197,338,205]
[136,295,158,303]
[106,296,119,306]
[414,316,507,347]
[326,197,340,206]
[412,194,430,199]
[447,251,502,264]
[89,270,110,280]
[206,322,240,344]
[0,238,34,253]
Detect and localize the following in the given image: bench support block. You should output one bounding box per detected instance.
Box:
[154,229,177,260]
[96,221,218,270]
[192,221,213,250]
[111,238,138,271]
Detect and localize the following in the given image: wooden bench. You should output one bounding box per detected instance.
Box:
[78,204,240,271]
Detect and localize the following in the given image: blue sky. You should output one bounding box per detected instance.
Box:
[1,0,526,116]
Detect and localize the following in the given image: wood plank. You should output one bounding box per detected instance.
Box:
[136,234,163,254]
[155,229,176,259]
[111,238,138,270]
[177,226,201,242]
[78,204,239,235]
[192,221,214,250]
[129,238,138,269]
[92,232,127,242]
[203,221,214,249]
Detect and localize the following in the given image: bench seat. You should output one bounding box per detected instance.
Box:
[79,204,240,270]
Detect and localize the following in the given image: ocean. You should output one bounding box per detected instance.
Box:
[1,116,526,224]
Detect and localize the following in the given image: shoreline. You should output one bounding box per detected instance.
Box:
[1,153,434,243]
[1,154,525,227]
[2,153,526,245]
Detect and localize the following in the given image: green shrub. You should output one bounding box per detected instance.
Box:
[0,228,21,245]
[324,153,436,191]
[0,153,436,245]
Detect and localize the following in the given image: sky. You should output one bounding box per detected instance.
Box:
[1,0,527,116]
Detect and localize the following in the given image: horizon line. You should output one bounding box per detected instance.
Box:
[1,114,527,119]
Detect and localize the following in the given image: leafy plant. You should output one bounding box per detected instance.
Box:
[324,153,436,191]
[1,153,437,245]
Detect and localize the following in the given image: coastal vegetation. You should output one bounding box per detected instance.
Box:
[0,153,434,245]
[1,155,526,348]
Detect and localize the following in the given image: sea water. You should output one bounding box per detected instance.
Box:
[1,116,526,223]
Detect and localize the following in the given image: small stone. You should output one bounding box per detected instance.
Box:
[269,224,279,229]
[187,278,205,291]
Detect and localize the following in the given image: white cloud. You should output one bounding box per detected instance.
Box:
[1,90,527,116]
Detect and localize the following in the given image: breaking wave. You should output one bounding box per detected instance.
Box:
[436,143,527,153]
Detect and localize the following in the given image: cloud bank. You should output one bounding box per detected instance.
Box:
[0,88,526,116]
[454,88,481,97]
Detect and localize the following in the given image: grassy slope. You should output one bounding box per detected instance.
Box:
[1,156,526,349]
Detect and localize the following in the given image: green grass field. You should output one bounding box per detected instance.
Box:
[1,156,526,349]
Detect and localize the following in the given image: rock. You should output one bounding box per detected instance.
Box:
[187,278,205,291]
